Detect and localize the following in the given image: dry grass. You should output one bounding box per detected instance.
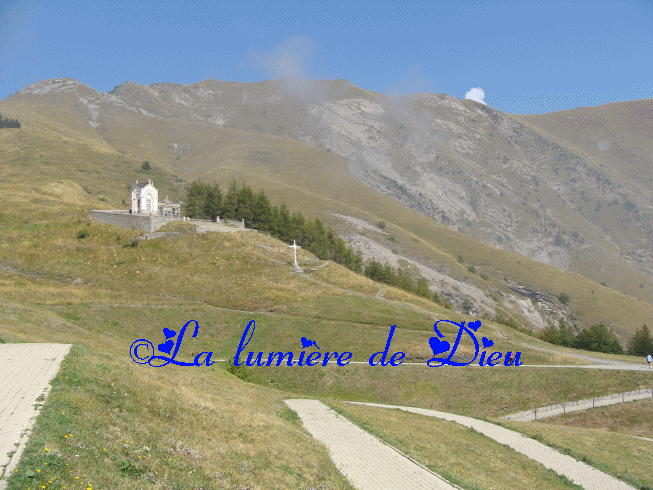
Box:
[332,403,584,490]
[540,397,653,438]
[500,419,653,488]
[309,261,379,295]
[249,364,653,419]
[2,124,653,488]
[5,341,356,490]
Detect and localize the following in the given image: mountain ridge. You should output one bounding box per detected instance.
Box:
[2,76,652,332]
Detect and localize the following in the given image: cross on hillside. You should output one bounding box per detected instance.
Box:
[289,240,302,271]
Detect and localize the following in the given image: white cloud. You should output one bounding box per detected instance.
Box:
[465,87,486,104]
[246,36,318,81]
[385,66,432,97]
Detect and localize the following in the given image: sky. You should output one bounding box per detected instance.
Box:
[0,0,652,115]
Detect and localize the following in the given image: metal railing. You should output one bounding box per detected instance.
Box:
[503,389,653,421]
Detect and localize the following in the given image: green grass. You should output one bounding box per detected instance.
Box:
[3,122,653,338]
[1,124,653,489]
[4,342,356,490]
[249,364,653,419]
[539,397,653,439]
[329,403,585,490]
[499,419,653,489]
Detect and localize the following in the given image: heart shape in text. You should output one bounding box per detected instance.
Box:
[481,337,494,349]
[429,337,451,356]
[158,340,174,355]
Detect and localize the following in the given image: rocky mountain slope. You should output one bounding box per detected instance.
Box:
[2,77,653,334]
[98,78,653,280]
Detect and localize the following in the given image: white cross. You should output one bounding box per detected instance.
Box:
[289,240,301,268]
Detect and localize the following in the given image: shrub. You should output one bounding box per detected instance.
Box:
[431,291,443,306]
[480,273,488,280]
[488,291,501,303]
[558,292,570,305]
[539,320,575,347]
[494,310,519,329]
[226,358,251,382]
[458,254,464,263]
[416,278,431,299]
[376,221,386,230]
[467,265,477,274]
[76,229,89,239]
[0,113,21,128]
[141,161,151,170]
[624,199,637,212]
[494,310,530,334]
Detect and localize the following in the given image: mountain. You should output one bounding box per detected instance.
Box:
[2,77,652,339]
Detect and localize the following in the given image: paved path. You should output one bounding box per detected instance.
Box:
[503,389,653,421]
[341,361,649,370]
[347,401,636,490]
[190,220,255,234]
[0,343,72,490]
[517,344,643,366]
[284,399,461,490]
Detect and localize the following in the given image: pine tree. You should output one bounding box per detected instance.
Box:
[573,324,623,354]
[223,179,238,219]
[626,324,653,356]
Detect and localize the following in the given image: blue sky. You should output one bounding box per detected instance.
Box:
[1,0,651,114]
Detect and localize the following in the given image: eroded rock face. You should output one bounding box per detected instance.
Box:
[6,77,653,311]
[91,79,652,281]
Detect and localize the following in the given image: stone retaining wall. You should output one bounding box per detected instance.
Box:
[91,210,177,233]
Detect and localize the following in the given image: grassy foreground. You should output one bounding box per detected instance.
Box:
[334,403,653,490]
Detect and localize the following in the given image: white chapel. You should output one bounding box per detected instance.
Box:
[131,179,158,214]
[131,180,181,217]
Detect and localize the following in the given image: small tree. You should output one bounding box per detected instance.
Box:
[626,324,653,356]
[539,323,561,345]
[573,324,623,354]
[540,320,576,347]
[416,278,431,299]
[558,320,576,347]
[141,161,151,170]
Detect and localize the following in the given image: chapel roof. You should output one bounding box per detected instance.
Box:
[134,179,154,188]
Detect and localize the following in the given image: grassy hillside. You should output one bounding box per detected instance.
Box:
[1,124,652,489]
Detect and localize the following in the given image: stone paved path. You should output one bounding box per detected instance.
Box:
[0,344,72,490]
[284,399,461,490]
[348,402,636,490]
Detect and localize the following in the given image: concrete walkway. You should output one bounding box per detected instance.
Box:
[0,344,72,490]
[347,401,636,490]
[503,389,653,421]
[284,399,461,490]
